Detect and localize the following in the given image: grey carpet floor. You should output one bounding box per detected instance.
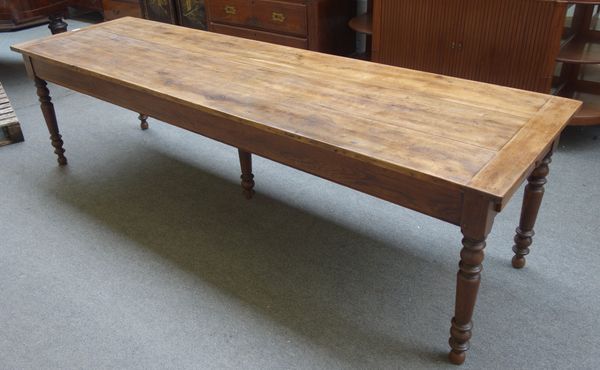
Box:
[1,21,600,370]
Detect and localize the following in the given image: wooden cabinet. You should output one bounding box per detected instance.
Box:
[0,1,141,31]
[70,0,103,11]
[207,0,355,55]
[0,0,67,31]
[140,0,354,55]
[555,2,600,126]
[371,0,567,93]
[102,0,142,20]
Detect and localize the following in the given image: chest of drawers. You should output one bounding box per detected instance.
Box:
[207,0,355,55]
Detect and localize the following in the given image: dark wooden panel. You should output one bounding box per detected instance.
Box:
[70,0,103,12]
[177,0,206,29]
[0,0,67,27]
[373,0,566,93]
[102,0,141,20]
[308,0,355,55]
[140,0,178,24]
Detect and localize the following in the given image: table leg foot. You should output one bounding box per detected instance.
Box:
[35,77,67,166]
[511,151,552,269]
[238,149,255,199]
[138,114,149,130]
[448,347,466,365]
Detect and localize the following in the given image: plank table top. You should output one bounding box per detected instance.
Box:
[11,17,581,207]
[11,17,582,365]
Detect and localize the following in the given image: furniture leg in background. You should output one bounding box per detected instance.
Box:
[138,113,149,130]
[48,12,68,34]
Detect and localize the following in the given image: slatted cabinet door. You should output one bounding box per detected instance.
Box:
[456,0,566,92]
[373,0,464,76]
[373,0,567,92]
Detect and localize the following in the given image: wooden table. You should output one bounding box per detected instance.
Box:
[11,17,581,365]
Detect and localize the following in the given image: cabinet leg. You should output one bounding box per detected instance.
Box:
[35,77,67,166]
[138,114,149,130]
[238,149,255,199]
[48,14,67,35]
[512,151,553,269]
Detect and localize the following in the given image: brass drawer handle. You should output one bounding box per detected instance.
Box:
[224,5,236,15]
[272,12,286,22]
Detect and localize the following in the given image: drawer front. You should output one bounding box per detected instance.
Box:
[252,0,307,36]
[208,0,252,26]
[211,22,308,49]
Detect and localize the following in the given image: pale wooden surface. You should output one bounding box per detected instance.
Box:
[11,17,581,204]
[0,83,18,128]
[0,81,23,146]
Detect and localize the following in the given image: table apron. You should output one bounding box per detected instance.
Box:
[31,58,464,225]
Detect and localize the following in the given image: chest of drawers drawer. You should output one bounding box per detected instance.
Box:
[206,0,354,55]
[211,22,308,49]
[209,0,306,36]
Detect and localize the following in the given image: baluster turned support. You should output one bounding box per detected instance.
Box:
[35,77,67,166]
[138,114,149,130]
[238,149,255,199]
[512,151,553,269]
[449,237,486,365]
[449,192,496,365]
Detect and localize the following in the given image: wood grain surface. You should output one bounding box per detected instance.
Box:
[11,17,581,205]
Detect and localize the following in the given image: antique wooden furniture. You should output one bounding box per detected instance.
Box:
[140,0,206,29]
[0,0,140,32]
[0,0,68,33]
[65,0,141,20]
[101,0,142,20]
[371,0,566,93]
[0,82,24,146]
[141,0,355,54]
[11,17,581,365]
[206,0,355,54]
[555,1,600,125]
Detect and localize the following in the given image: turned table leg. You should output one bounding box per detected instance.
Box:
[512,151,553,269]
[35,78,67,166]
[48,14,67,35]
[449,236,486,365]
[138,114,149,130]
[449,193,496,365]
[238,149,255,199]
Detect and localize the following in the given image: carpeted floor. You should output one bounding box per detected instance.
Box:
[1,20,599,370]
